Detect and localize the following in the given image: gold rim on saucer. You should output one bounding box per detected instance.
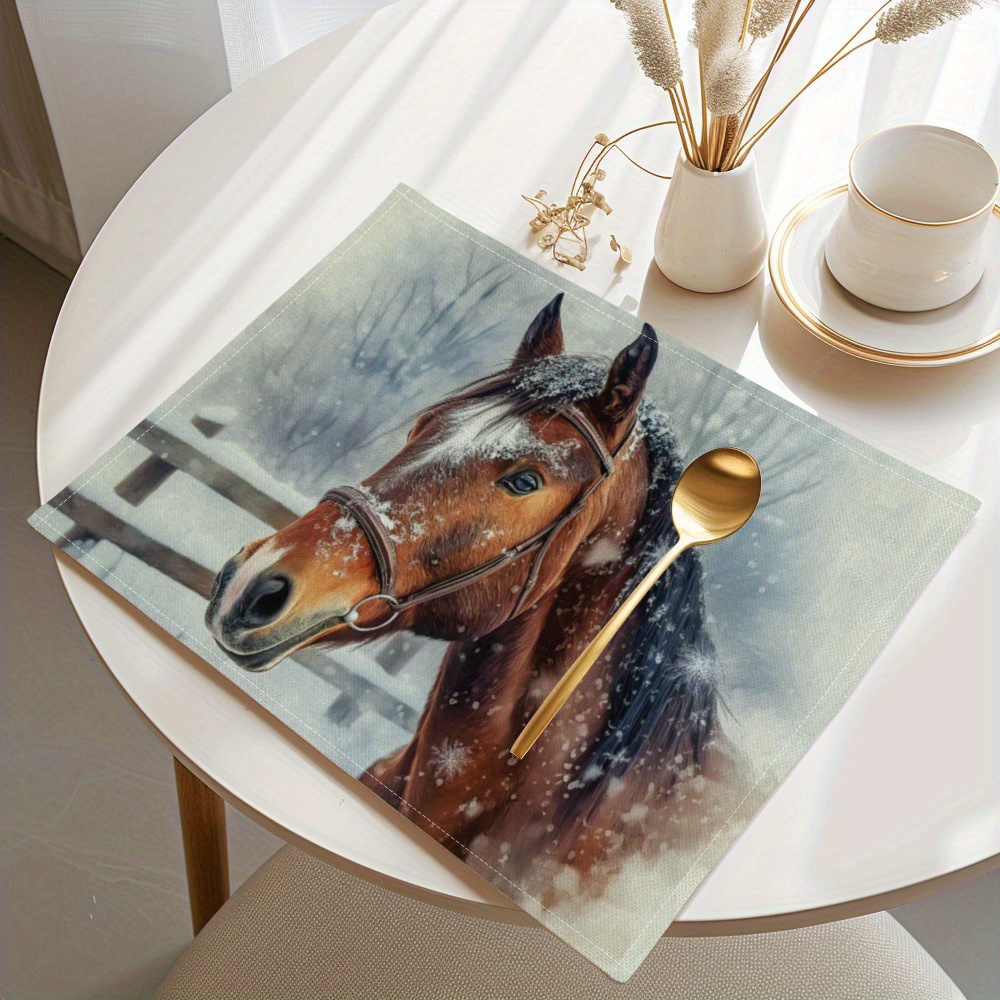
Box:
[768,185,1000,367]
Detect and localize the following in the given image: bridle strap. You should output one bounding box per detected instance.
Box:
[506,405,624,616]
[320,486,398,596]
[322,405,634,629]
[561,404,617,477]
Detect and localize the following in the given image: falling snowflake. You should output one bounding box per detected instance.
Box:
[677,645,721,684]
[428,739,472,781]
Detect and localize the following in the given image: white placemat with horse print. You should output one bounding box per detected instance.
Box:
[30,185,979,981]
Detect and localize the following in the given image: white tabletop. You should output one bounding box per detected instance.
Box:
[38,0,1000,931]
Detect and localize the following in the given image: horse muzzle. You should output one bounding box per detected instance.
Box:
[205,555,352,670]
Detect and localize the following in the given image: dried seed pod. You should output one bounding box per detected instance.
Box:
[610,235,633,264]
[555,250,587,270]
[592,192,612,214]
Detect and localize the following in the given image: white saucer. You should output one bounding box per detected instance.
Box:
[769,185,1000,366]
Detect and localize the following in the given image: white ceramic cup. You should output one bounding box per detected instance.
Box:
[824,125,999,312]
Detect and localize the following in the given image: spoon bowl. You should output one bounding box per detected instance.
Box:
[672,447,762,544]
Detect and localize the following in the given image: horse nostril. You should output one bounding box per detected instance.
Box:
[210,557,239,604]
[240,575,292,628]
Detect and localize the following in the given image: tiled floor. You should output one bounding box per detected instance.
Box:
[2,236,997,998]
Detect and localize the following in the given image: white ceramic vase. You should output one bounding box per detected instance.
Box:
[653,152,768,293]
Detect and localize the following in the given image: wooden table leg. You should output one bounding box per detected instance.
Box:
[173,757,230,934]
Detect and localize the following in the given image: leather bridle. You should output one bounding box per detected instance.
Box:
[321,396,633,632]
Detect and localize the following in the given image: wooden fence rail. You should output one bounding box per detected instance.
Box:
[51,411,424,736]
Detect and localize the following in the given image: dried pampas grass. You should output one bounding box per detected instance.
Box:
[876,0,981,43]
[610,0,683,90]
[602,0,985,174]
[747,0,797,39]
[704,46,755,114]
[691,0,745,59]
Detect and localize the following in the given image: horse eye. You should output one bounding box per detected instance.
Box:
[500,471,541,496]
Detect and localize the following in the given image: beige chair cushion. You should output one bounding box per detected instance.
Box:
[157,845,964,999]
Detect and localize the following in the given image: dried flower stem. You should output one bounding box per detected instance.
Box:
[734,37,877,164]
[669,88,697,165]
[726,0,897,167]
[678,85,706,167]
[706,113,719,166]
[739,0,755,43]
[715,114,732,167]
[726,0,938,168]
[698,52,710,152]
[525,121,677,269]
[660,0,676,37]
[569,142,600,195]
[724,111,741,152]
[659,0,704,167]
[594,121,678,177]
[744,1,809,110]
[615,145,674,178]
[720,0,811,167]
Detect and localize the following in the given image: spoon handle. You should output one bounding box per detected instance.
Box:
[511,538,690,759]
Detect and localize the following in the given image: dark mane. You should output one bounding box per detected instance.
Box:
[440,354,718,811]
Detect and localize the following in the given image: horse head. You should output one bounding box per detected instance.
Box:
[206,294,658,671]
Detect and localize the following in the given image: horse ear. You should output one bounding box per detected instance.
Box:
[592,324,658,433]
[514,293,565,364]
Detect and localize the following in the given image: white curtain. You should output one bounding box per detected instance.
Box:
[1,0,80,274]
[11,1,395,257]
[9,0,999,264]
[215,1,391,89]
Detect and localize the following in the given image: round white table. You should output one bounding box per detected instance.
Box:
[38,0,1000,935]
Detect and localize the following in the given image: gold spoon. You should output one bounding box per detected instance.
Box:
[510,447,761,760]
